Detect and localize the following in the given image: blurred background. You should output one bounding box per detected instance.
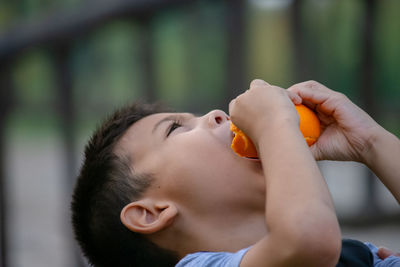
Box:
[0,0,399,266]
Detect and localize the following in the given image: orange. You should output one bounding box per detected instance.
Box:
[295,104,321,146]
[230,123,258,158]
[231,104,321,158]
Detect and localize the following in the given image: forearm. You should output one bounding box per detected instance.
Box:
[258,120,341,264]
[363,126,400,203]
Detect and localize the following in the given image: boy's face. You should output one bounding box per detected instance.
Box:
[118,110,266,221]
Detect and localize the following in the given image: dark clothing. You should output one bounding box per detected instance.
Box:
[337,239,374,267]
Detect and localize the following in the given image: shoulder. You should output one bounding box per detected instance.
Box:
[175,247,250,267]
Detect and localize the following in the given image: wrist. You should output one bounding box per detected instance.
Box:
[361,126,394,168]
[253,112,300,141]
[256,118,303,154]
[256,117,300,145]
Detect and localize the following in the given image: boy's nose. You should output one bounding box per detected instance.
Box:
[206,110,229,128]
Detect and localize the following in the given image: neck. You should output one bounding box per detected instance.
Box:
[154,211,267,259]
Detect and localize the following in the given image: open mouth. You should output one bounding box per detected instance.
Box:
[231,132,260,161]
[231,130,236,140]
[230,128,259,160]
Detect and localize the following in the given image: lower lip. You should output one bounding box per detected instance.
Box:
[245,157,261,162]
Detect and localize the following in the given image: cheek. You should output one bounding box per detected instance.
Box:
[154,132,265,210]
[160,143,262,208]
[170,131,225,166]
[158,137,227,193]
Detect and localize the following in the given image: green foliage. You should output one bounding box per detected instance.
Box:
[153,2,227,113]
[247,5,294,88]
[375,0,400,107]
[153,9,189,110]
[11,49,57,137]
[72,20,143,125]
[0,3,15,31]
[13,49,56,109]
[300,0,364,101]
[180,2,227,113]
[2,0,399,138]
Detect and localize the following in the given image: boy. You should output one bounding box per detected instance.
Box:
[71,80,400,266]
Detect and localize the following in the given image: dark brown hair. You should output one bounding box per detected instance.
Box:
[71,102,179,267]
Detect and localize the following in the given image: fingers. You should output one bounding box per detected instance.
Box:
[377,247,392,259]
[287,91,302,105]
[378,247,400,260]
[287,80,334,104]
[249,79,301,105]
[239,80,344,113]
[250,79,269,88]
[230,80,268,113]
[230,79,297,114]
[228,98,236,115]
[287,80,342,110]
[288,80,350,116]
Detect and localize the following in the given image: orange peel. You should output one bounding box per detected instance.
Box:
[230,123,258,158]
[231,104,321,158]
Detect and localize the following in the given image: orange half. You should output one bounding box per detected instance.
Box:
[230,123,258,158]
[295,104,321,146]
[231,104,321,158]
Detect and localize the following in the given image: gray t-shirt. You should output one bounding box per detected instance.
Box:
[175,247,250,267]
[175,243,400,267]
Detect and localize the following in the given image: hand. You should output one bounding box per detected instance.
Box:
[288,80,381,162]
[229,79,301,143]
[378,247,400,260]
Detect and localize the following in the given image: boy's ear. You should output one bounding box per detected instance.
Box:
[120,199,178,235]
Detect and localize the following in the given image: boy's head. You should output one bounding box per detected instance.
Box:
[71,102,266,266]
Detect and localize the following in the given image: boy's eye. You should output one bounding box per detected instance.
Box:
[167,121,182,137]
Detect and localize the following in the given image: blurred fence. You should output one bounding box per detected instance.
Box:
[0,0,399,266]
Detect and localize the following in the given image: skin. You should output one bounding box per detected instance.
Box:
[230,80,340,266]
[118,109,268,256]
[119,79,400,266]
[288,81,400,203]
[378,247,400,259]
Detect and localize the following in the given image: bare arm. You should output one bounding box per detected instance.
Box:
[230,80,341,267]
[363,127,400,203]
[288,80,400,204]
